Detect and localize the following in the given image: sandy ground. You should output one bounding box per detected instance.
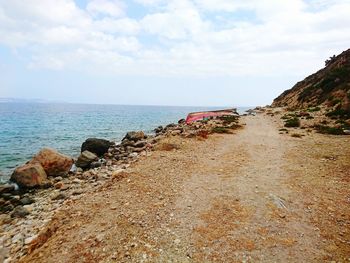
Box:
[19,113,350,263]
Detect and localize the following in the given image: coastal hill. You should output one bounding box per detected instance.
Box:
[272,48,350,112]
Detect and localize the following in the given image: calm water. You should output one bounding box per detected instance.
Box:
[0,103,248,181]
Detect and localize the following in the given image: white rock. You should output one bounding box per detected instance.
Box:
[23,205,34,213]
[24,235,37,245]
[72,178,83,184]
[11,233,23,243]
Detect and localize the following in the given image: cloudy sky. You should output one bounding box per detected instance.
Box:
[0,0,349,106]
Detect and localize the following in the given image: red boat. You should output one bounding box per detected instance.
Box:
[185,108,238,124]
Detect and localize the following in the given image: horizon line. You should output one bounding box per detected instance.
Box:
[0,97,257,108]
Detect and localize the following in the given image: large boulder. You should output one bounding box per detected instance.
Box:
[31,148,74,177]
[81,138,112,156]
[10,163,47,188]
[123,131,146,142]
[76,151,98,169]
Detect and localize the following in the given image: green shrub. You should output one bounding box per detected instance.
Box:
[326,107,350,119]
[307,106,321,112]
[336,120,350,129]
[219,116,239,123]
[211,127,233,134]
[227,124,242,130]
[330,98,341,106]
[314,125,344,135]
[299,86,316,101]
[298,67,350,102]
[284,117,300,128]
[281,113,297,119]
[317,68,350,93]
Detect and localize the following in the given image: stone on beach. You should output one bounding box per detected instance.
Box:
[19,196,35,205]
[90,161,103,168]
[11,206,30,218]
[81,138,112,157]
[154,126,164,134]
[10,163,47,188]
[0,184,15,194]
[123,131,146,142]
[76,151,98,169]
[31,148,74,177]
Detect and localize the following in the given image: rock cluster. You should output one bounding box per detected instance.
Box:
[81,138,112,157]
[0,114,241,262]
[10,148,73,189]
[76,151,98,169]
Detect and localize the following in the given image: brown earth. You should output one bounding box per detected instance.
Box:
[19,113,350,263]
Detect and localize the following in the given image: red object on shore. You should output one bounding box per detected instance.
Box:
[185,109,237,124]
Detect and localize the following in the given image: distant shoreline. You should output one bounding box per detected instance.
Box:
[0,104,250,181]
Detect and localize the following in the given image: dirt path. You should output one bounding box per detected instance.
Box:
[19,114,350,263]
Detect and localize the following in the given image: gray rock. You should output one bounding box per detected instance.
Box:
[1,193,12,200]
[24,235,37,245]
[171,130,182,136]
[11,206,30,218]
[121,139,136,147]
[76,151,98,169]
[11,233,24,243]
[133,146,147,153]
[90,161,103,168]
[19,196,35,206]
[123,131,146,142]
[72,189,84,195]
[0,184,15,194]
[81,138,112,157]
[1,203,14,213]
[129,152,138,158]
[166,123,177,129]
[53,176,63,182]
[134,141,147,148]
[51,192,67,200]
[154,126,164,134]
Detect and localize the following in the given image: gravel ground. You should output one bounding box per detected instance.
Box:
[12,112,350,262]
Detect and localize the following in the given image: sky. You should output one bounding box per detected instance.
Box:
[0,0,349,107]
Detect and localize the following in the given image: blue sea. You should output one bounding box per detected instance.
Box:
[0,103,249,181]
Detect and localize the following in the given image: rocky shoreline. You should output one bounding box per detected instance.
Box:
[0,112,241,263]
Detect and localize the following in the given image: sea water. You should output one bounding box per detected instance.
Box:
[0,103,249,181]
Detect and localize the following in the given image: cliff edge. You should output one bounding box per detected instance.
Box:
[272,49,350,115]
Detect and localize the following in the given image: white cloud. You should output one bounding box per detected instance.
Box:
[86,0,125,17]
[133,0,165,6]
[0,0,89,26]
[141,0,209,39]
[94,17,140,34]
[29,55,65,70]
[193,0,252,12]
[0,0,349,77]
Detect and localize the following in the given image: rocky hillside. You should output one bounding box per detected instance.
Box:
[272,49,350,117]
